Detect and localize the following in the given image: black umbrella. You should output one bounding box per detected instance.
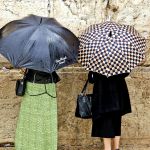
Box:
[0,14,79,73]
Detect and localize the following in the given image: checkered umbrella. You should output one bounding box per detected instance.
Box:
[78,21,146,77]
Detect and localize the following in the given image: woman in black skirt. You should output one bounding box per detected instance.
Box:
[88,71,131,150]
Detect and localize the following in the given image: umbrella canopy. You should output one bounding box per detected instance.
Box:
[78,21,146,77]
[0,14,79,73]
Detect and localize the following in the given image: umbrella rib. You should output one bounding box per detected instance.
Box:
[15,27,38,67]
[46,26,77,64]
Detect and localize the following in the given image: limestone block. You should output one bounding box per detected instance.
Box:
[0,75,21,143]
[0,0,49,28]
[51,0,106,34]
[108,0,150,38]
[50,0,150,39]
[145,40,150,65]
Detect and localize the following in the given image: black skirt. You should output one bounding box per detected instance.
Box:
[88,71,131,121]
[92,112,122,138]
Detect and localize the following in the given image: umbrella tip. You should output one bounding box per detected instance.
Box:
[108,31,112,37]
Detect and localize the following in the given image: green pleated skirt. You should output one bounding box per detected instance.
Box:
[15,82,57,150]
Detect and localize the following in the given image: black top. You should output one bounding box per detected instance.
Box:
[88,71,131,120]
[26,69,60,84]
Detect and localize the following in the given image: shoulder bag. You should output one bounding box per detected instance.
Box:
[75,79,93,119]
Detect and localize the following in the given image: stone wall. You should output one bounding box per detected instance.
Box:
[0,0,150,150]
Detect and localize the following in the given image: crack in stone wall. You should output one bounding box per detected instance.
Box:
[47,0,51,14]
[2,0,19,16]
[61,0,79,15]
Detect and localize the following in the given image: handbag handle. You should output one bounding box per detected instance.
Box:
[23,68,28,79]
[81,79,89,94]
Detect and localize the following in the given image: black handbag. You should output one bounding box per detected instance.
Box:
[15,69,27,96]
[75,79,93,119]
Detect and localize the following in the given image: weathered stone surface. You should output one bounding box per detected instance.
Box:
[50,0,105,33]
[0,0,150,149]
[0,67,150,149]
[0,0,49,27]
[0,74,20,144]
[110,0,150,36]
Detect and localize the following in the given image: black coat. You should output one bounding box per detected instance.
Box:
[26,69,60,84]
[88,71,131,120]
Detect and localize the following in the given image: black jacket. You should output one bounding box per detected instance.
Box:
[26,69,60,84]
[88,71,131,120]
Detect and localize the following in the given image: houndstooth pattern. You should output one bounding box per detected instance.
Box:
[78,21,146,77]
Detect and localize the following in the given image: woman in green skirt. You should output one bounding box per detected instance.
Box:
[15,69,60,150]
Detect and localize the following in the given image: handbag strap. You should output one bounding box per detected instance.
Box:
[23,69,28,79]
[81,79,89,94]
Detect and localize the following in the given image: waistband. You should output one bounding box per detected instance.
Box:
[25,69,60,84]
